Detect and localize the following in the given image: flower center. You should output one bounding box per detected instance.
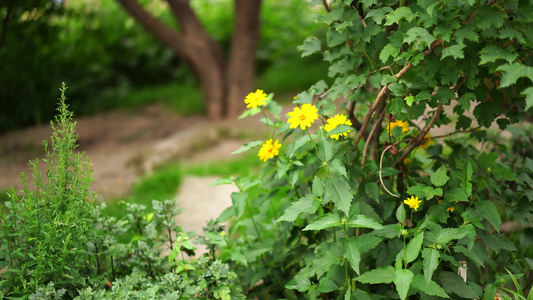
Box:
[299,114,307,121]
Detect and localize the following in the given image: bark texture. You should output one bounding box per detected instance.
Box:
[115,0,262,119]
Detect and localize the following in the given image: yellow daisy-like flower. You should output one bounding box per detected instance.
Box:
[403,158,412,165]
[447,207,455,213]
[404,196,422,211]
[419,133,434,149]
[287,104,319,130]
[324,114,353,140]
[244,89,268,109]
[387,120,410,134]
[258,139,281,162]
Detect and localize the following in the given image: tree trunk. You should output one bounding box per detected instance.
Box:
[225,0,262,118]
[115,0,262,120]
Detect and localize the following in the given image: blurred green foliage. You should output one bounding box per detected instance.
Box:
[0,0,323,133]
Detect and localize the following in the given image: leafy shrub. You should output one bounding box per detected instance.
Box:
[212,0,533,299]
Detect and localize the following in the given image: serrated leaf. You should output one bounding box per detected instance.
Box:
[327,27,349,48]
[394,269,414,300]
[278,195,320,223]
[342,238,362,274]
[458,93,475,112]
[324,173,353,216]
[327,124,353,135]
[354,234,383,253]
[303,214,342,231]
[431,165,449,187]
[231,140,263,154]
[477,200,501,232]
[364,182,379,202]
[521,87,533,112]
[389,83,408,96]
[473,101,499,127]
[444,187,468,202]
[479,45,518,65]
[386,98,408,119]
[497,63,533,88]
[290,135,312,157]
[396,204,406,223]
[329,159,348,177]
[422,248,440,285]
[405,95,415,106]
[407,184,426,199]
[403,27,436,49]
[318,137,333,162]
[435,228,468,244]
[298,36,321,58]
[312,176,324,197]
[492,165,516,181]
[483,235,517,252]
[405,232,424,264]
[441,43,465,60]
[438,272,479,298]
[380,44,400,63]
[231,192,247,219]
[347,215,384,230]
[411,274,449,298]
[365,7,393,24]
[423,186,443,199]
[286,276,311,292]
[385,7,416,26]
[356,266,395,284]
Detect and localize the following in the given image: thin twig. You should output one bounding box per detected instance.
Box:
[380,145,400,198]
[322,0,331,12]
[362,110,385,166]
[319,89,330,99]
[353,40,443,148]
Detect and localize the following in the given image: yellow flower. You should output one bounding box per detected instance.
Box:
[258,139,281,162]
[404,196,422,211]
[324,114,352,140]
[244,89,268,110]
[447,207,455,213]
[419,133,434,149]
[403,158,412,165]
[287,104,319,130]
[387,120,410,134]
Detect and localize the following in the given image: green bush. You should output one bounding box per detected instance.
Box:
[210,1,533,299]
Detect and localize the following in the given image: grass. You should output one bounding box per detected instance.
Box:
[101,152,262,219]
[256,56,330,94]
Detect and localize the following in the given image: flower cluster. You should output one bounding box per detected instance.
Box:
[324,114,352,140]
[287,104,319,130]
[258,139,281,162]
[244,89,268,110]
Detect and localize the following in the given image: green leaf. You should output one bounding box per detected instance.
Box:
[423,186,443,199]
[324,173,353,216]
[405,95,415,106]
[327,27,349,48]
[422,248,440,285]
[318,137,333,162]
[303,214,342,231]
[497,63,533,88]
[385,7,416,26]
[492,165,516,181]
[403,27,436,49]
[407,184,426,199]
[405,232,424,264]
[298,36,322,58]
[365,7,393,24]
[411,274,449,298]
[312,176,324,197]
[388,83,408,96]
[330,159,348,177]
[396,203,406,223]
[435,228,468,244]
[386,98,408,119]
[231,140,263,154]
[479,46,518,65]
[278,195,320,223]
[342,238,362,274]
[210,177,233,186]
[522,87,533,112]
[347,215,384,230]
[444,187,468,202]
[229,248,247,266]
[354,234,383,253]
[476,5,506,30]
[394,269,414,300]
[473,101,499,127]
[168,248,179,263]
[476,201,501,232]
[483,234,517,252]
[380,44,400,63]
[327,124,354,135]
[286,276,311,292]
[438,272,479,298]
[231,192,247,219]
[441,43,465,60]
[356,266,395,284]
[458,93,475,112]
[290,135,312,157]
[364,182,379,202]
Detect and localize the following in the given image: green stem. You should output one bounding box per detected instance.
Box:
[306,128,318,151]
[403,235,407,269]
[246,198,263,243]
[348,32,374,71]
[260,107,271,139]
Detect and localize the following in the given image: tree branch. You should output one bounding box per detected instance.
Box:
[352,39,443,148]
[115,0,187,55]
[362,109,385,166]
[166,0,208,36]
[322,0,331,13]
